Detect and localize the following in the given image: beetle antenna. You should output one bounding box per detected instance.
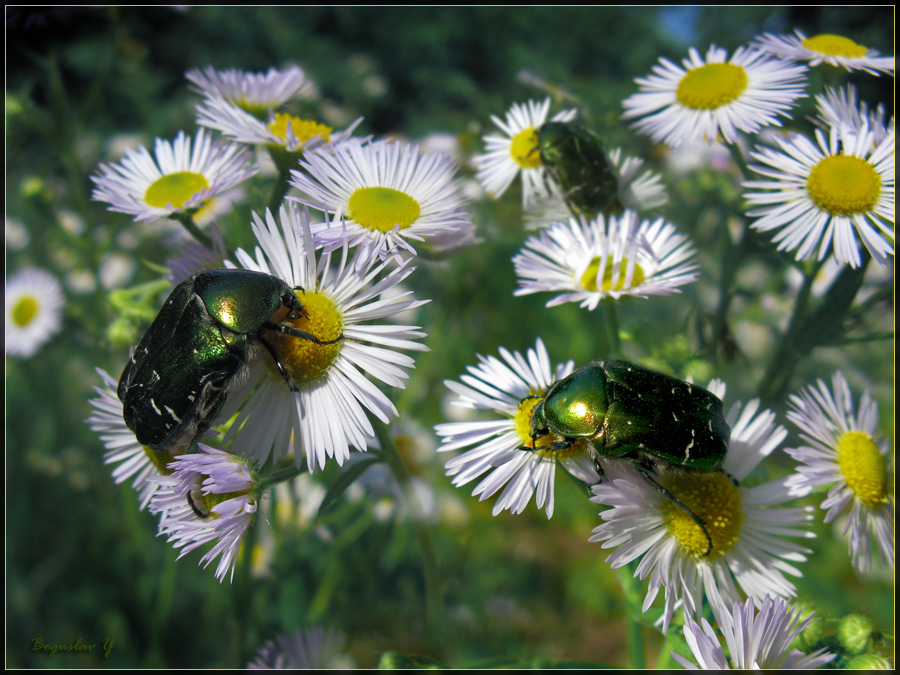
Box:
[634,463,713,557]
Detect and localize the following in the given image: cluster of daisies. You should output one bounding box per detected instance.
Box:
[87,65,475,581]
[67,23,892,665]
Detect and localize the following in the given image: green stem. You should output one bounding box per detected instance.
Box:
[758,257,823,394]
[373,420,442,644]
[619,566,646,669]
[257,460,308,491]
[602,297,621,357]
[268,167,293,214]
[172,212,212,249]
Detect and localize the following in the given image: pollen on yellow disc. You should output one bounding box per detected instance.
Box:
[580,257,646,292]
[264,290,343,385]
[676,63,749,110]
[510,126,542,169]
[802,33,868,58]
[145,172,210,209]
[348,187,421,233]
[12,295,39,327]
[268,113,333,143]
[837,431,888,509]
[807,155,881,216]
[662,471,743,560]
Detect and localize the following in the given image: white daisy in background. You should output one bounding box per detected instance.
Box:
[224,202,429,472]
[149,445,260,583]
[754,30,895,76]
[589,380,815,633]
[196,95,361,156]
[474,98,577,207]
[743,122,894,268]
[815,85,892,146]
[85,368,173,510]
[513,210,697,310]
[434,339,599,519]
[186,65,308,117]
[91,129,257,223]
[249,627,349,669]
[785,372,893,573]
[524,146,668,228]
[622,45,807,148]
[289,138,473,262]
[672,596,835,669]
[6,267,65,357]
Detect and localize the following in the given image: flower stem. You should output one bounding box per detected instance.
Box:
[602,296,621,357]
[619,566,646,668]
[373,420,443,643]
[172,212,212,249]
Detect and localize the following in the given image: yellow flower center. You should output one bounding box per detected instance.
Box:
[837,431,888,509]
[807,155,881,216]
[267,113,333,144]
[510,126,542,169]
[263,290,343,385]
[662,471,743,560]
[676,63,748,110]
[143,447,175,474]
[802,34,869,58]
[145,171,210,209]
[12,295,39,327]
[348,187,421,233]
[580,257,646,292]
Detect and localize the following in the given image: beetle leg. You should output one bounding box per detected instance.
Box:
[634,463,713,557]
[258,335,299,392]
[264,321,344,345]
[187,489,211,519]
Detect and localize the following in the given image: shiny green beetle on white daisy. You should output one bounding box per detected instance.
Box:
[526,359,732,554]
[118,269,342,454]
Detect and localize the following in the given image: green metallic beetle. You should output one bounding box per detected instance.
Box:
[526,359,731,555]
[118,268,342,454]
[537,121,622,218]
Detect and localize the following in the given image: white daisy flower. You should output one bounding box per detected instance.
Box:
[672,595,835,669]
[224,202,429,472]
[474,98,577,207]
[86,368,173,510]
[166,223,227,285]
[149,446,260,583]
[91,129,257,223]
[754,29,895,76]
[186,65,308,116]
[196,95,361,156]
[434,339,599,519]
[524,146,668,228]
[814,84,892,146]
[6,267,65,358]
[249,627,348,669]
[589,380,815,633]
[785,372,893,573]
[289,138,473,262]
[513,210,698,310]
[622,45,807,147]
[743,123,895,268]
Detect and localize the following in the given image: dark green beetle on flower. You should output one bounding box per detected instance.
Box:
[118,268,343,454]
[525,359,731,555]
[537,121,623,218]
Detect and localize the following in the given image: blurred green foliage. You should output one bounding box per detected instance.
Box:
[6,6,893,668]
